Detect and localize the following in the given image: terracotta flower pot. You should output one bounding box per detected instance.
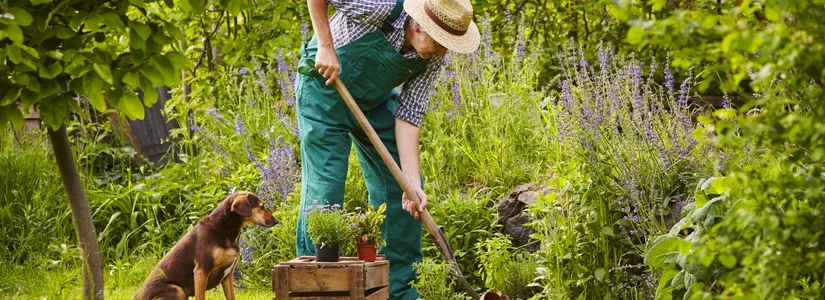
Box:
[357,243,377,262]
[314,243,340,262]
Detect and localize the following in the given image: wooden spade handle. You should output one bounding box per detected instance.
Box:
[333,80,479,299]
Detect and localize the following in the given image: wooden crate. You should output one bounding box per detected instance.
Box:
[272,256,390,300]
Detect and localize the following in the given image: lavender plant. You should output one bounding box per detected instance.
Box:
[551,42,710,236]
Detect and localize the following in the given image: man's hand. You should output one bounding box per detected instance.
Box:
[402,187,428,221]
[315,46,340,86]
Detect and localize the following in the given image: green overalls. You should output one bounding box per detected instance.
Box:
[294,4,429,299]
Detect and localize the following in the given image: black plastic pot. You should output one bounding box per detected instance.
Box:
[314,243,340,262]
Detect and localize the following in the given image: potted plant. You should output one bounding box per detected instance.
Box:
[351,203,387,262]
[306,201,355,262]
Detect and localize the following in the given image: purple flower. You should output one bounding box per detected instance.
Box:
[234,114,247,135]
[239,67,249,75]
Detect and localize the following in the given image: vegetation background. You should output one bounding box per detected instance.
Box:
[1,0,823,299]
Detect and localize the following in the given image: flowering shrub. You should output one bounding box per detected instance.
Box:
[305,201,357,247]
[351,203,387,247]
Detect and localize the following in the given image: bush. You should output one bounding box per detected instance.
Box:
[475,235,539,299]
[411,258,471,300]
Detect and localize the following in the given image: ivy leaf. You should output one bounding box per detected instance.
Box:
[8,7,34,27]
[139,77,158,108]
[39,96,69,130]
[129,20,152,41]
[120,89,145,120]
[39,62,63,79]
[93,63,113,85]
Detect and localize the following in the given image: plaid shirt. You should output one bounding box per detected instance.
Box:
[326,0,443,127]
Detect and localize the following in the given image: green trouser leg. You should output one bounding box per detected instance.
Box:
[350,93,422,300]
[295,74,351,257]
[294,73,422,299]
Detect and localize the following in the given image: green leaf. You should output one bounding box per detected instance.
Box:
[84,13,105,32]
[151,32,173,47]
[657,269,678,298]
[608,4,630,22]
[644,236,689,268]
[278,20,291,30]
[5,105,23,129]
[39,96,69,130]
[189,0,206,12]
[120,89,145,120]
[129,20,152,41]
[13,73,29,85]
[165,51,190,69]
[39,63,63,79]
[20,89,39,105]
[45,50,63,60]
[93,64,113,85]
[87,90,107,112]
[7,45,21,63]
[19,44,39,59]
[1,86,23,106]
[594,268,605,282]
[102,11,125,32]
[129,30,145,50]
[163,0,174,8]
[7,7,34,27]
[150,55,178,85]
[648,0,665,12]
[122,72,140,89]
[626,26,645,45]
[718,254,736,269]
[671,270,685,288]
[140,64,164,86]
[764,6,780,22]
[139,77,158,108]
[54,26,76,39]
[3,24,24,43]
[128,0,144,6]
[30,0,52,5]
[82,72,104,96]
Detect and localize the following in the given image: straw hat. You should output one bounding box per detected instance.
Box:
[404,0,480,54]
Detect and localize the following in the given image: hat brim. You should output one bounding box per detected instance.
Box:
[404,0,480,54]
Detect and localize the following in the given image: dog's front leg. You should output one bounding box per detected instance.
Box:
[194,265,208,300]
[221,272,236,300]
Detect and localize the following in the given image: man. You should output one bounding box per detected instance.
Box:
[295,0,479,298]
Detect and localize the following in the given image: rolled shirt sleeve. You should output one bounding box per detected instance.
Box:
[395,57,443,127]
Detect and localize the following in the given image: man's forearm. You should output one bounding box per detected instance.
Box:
[395,118,422,188]
[307,0,334,49]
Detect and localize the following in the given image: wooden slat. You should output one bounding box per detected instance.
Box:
[365,287,389,300]
[364,262,389,290]
[288,267,350,292]
[274,265,290,299]
[349,264,365,299]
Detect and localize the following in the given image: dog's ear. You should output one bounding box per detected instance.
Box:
[231,194,253,217]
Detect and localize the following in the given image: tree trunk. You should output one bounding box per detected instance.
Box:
[47,125,104,300]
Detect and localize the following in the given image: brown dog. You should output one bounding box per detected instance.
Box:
[134,192,278,300]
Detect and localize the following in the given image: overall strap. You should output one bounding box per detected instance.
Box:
[381,0,405,34]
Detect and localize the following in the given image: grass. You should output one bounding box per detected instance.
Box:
[0,256,274,299]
